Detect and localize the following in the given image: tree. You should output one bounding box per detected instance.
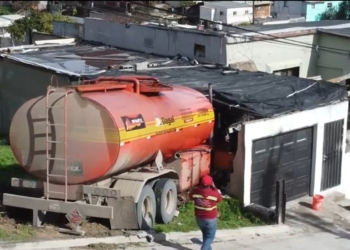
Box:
[317,1,350,20]
[6,12,73,40]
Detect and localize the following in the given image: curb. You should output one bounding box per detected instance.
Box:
[0,225,298,250]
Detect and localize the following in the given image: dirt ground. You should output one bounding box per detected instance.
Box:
[0,187,129,242]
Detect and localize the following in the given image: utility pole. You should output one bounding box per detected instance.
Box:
[252,1,255,24]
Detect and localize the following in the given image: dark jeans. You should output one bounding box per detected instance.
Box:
[196,217,217,250]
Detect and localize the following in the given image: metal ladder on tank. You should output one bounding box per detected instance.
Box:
[45,86,73,202]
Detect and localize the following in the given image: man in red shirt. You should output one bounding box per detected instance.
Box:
[189,175,223,250]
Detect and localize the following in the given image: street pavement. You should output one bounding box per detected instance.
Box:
[122,231,350,250]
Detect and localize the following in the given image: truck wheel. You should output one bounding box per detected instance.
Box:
[136,184,156,230]
[154,178,177,224]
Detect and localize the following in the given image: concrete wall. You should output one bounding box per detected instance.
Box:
[306,1,341,22]
[53,21,84,39]
[316,33,350,84]
[0,60,69,135]
[226,34,318,77]
[272,1,305,17]
[241,101,348,206]
[84,18,227,64]
[31,32,63,43]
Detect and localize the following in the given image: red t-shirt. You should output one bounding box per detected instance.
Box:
[189,186,223,219]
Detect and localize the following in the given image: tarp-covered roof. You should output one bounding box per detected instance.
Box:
[99,67,348,118]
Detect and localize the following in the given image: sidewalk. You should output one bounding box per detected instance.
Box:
[0,225,296,250]
[122,231,350,250]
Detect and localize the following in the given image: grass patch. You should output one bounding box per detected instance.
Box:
[0,224,35,241]
[0,7,15,16]
[0,143,31,186]
[153,198,265,233]
[0,211,35,241]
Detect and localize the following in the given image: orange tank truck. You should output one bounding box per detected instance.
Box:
[4,76,215,232]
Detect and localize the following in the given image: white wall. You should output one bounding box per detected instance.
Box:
[242,101,348,206]
[226,7,253,24]
[226,34,318,77]
[203,2,253,24]
[84,18,227,65]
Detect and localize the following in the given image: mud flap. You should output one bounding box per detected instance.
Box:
[108,196,138,230]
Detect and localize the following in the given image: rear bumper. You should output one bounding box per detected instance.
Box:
[3,193,114,219]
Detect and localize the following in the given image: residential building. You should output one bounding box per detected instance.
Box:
[240,1,273,19]
[0,41,348,206]
[200,1,253,25]
[80,17,350,82]
[272,1,342,22]
[0,14,25,47]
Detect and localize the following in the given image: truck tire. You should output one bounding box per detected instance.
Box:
[136,184,156,230]
[154,178,177,224]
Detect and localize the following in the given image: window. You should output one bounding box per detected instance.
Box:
[245,10,249,14]
[346,79,350,91]
[327,2,332,8]
[283,1,287,7]
[194,44,206,57]
[273,67,300,77]
[233,11,237,15]
[311,4,315,9]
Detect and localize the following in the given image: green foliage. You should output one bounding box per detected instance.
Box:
[317,1,350,20]
[240,22,252,26]
[153,198,264,233]
[0,7,15,15]
[6,12,73,40]
[179,1,196,8]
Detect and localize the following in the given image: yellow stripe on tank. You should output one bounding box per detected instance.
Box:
[69,110,215,143]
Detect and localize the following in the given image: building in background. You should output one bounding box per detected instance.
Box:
[272,1,342,22]
[0,14,25,47]
[200,1,252,25]
[239,1,273,19]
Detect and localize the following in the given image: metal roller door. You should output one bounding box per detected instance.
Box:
[250,127,313,207]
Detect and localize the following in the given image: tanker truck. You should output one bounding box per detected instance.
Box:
[3,76,216,233]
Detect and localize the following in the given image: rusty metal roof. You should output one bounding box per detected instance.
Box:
[0,44,169,77]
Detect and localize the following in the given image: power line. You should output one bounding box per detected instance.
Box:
[59,1,350,57]
[128,1,350,54]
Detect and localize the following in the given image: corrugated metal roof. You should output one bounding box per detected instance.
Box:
[0,45,179,77]
[0,14,24,27]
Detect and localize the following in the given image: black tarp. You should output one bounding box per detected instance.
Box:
[211,71,348,118]
[96,64,348,118]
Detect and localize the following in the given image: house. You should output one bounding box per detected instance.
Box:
[81,18,350,80]
[240,1,273,19]
[0,43,348,207]
[0,14,25,47]
[200,1,253,25]
[272,1,342,22]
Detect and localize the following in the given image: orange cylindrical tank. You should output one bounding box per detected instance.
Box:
[10,82,214,185]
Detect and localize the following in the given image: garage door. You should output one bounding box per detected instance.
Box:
[250,127,313,207]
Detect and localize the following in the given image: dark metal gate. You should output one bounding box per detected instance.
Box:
[321,119,344,191]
